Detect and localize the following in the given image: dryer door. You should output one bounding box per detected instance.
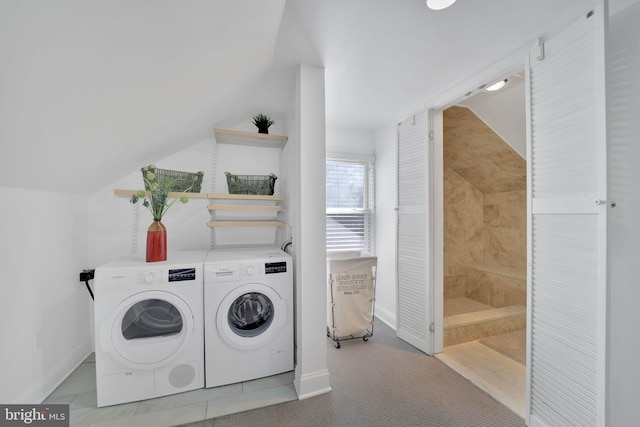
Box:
[217,283,287,351]
[104,290,194,370]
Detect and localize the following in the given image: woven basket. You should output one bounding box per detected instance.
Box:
[225,172,277,195]
[141,165,204,192]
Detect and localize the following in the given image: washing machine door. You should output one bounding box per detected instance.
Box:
[217,283,286,351]
[103,290,194,370]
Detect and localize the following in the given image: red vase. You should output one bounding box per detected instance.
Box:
[146,219,167,262]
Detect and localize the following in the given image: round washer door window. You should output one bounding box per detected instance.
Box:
[227,293,274,338]
[217,283,286,351]
[107,291,193,370]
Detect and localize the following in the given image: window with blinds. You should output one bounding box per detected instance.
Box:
[326,157,374,253]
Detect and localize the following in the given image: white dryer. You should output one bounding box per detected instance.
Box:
[94,251,206,407]
[204,247,293,388]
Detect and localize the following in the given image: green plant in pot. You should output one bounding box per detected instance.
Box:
[130,167,192,262]
[252,113,274,134]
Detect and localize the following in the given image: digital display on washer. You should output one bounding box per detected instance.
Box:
[265,262,287,274]
[168,268,196,282]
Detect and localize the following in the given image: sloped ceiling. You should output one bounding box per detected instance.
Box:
[0,0,288,194]
[0,0,633,194]
[459,77,527,158]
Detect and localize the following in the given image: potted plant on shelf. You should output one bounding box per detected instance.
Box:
[130,167,192,262]
[252,113,274,134]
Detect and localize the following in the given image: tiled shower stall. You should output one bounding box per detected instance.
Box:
[442,106,527,347]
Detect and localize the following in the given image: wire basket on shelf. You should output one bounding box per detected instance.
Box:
[225,172,277,195]
[141,164,204,192]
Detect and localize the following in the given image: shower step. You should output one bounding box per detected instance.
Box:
[444,300,526,347]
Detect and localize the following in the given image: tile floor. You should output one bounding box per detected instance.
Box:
[43,354,297,427]
[440,297,526,418]
[436,340,526,418]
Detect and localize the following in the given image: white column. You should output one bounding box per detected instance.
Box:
[292,64,331,399]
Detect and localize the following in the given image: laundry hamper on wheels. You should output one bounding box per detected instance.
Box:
[327,255,377,348]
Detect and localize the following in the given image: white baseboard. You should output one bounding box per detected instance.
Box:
[374,305,396,330]
[294,368,331,400]
[15,339,92,404]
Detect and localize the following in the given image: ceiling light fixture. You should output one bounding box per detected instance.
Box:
[426,0,457,10]
[485,79,508,92]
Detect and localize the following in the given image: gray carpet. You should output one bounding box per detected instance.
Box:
[479,330,527,366]
[186,321,526,426]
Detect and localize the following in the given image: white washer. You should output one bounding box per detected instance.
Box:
[94,251,206,407]
[204,247,293,388]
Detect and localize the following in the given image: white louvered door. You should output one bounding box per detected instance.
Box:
[526,3,608,426]
[396,111,432,354]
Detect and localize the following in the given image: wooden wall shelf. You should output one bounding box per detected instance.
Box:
[213,128,288,149]
[208,193,285,201]
[115,189,286,230]
[208,205,285,212]
[114,190,284,201]
[113,189,210,199]
[207,193,285,228]
[207,221,284,227]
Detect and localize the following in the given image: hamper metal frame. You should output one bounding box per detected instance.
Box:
[326,256,377,349]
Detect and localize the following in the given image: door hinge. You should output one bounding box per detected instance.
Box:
[429,322,435,332]
[537,37,545,61]
[428,131,434,142]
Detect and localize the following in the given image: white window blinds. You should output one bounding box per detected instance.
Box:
[326,157,374,253]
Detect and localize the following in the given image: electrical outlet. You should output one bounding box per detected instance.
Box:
[80,269,95,282]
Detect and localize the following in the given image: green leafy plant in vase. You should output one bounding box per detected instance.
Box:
[252,113,274,134]
[130,166,192,262]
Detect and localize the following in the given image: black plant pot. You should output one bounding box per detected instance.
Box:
[257,128,269,134]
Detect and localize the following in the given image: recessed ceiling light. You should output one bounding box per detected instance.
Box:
[485,79,508,92]
[426,0,457,10]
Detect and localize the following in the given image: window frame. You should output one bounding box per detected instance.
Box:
[325,152,375,254]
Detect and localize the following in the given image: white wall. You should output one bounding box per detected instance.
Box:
[0,187,91,403]
[326,127,374,155]
[606,1,640,424]
[88,139,214,269]
[373,124,397,328]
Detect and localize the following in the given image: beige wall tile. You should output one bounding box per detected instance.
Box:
[444,106,527,311]
[444,106,525,194]
[464,266,527,308]
[443,167,483,281]
[444,275,466,299]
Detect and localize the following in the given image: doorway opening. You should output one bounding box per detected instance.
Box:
[434,76,527,418]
